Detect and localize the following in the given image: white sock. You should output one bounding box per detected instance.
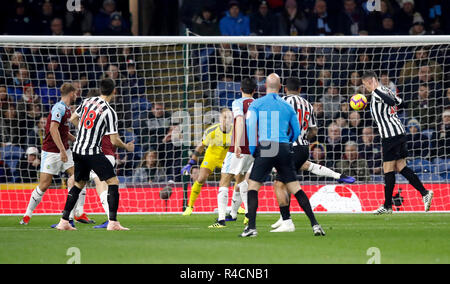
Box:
[25,186,44,217]
[238,180,248,214]
[75,188,87,217]
[308,163,341,180]
[229,189,242,219]
[99,190,109,219]
[217,187,229,222]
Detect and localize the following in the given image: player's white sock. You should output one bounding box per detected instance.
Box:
[75,188,87,217]
[308,163,341,180]
[217,187,229,222]
[229,189,242,219]
[99,190,109,218]
[25,186,44,217]
[238,180,249,214]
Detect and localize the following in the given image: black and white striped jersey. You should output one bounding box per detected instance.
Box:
[370,85,406,139]
[282,94,317,146]
[73,96,118,155]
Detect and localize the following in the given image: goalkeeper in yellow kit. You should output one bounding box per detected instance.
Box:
[181,108,233,216]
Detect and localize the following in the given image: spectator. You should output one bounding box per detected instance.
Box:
[347,111,363,141]
[409,12,426,35]
[4,1,33,35]
[427,17,445,35]
[37,55,64,86]
[38,72,60,112]
[444,87,450,111]
[50,18,65,36]
[275,49,302,81]
[65,2,94,35]
[343,71,364,98]
[308,69,332,101]
[157,124,184,182]
[219,0,250,36]
[250,0,278,36]
[379,72,398,95]
[132,150,167,184]
[208,43,241,82]
[406,118,429,158]
[277,0,308,36]
[321,122,346,167]
[395,0,419,35]
[94,0,129,35]
[191,6,221,36]
[0,151,12,183]
[136,102,171,151]
[408,83,437,131]
[27,116,46,151]
[18,146,40,183]
[337,0,366,35]
[336,141,370,182]
[366,0,395,35]
[402,65,442,104]
[359,126,382,175]
[306,0,336,36]
[320,83,343,120]
[121,59,146,97]
[379,14,396,35]
[265,45,283,75]
[0,103,20,145]
[103,12,132,36]
[36,0,55,35]
[240,45,266,78]
[399,46,443,85]
[431,110,450,158]
[0,86,11,111]
[303,141,330,181]
[7,67,33,103]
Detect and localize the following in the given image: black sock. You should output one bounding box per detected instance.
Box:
[62,186,82,221]
[279,206,291,220]
[400,167,428,196]
[384,172,396,209]
[247,190,258,230]
[294,190,318,226]
[107,185,120,221]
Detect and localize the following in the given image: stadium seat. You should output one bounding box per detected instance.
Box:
[422,129,435,140]
[396,174,408,183]
[407,159,432,173]
[0,145,24,183]
[215,81,241,108]
[432,158,450,174]
[371,175,384,182]
[417,173,445,183]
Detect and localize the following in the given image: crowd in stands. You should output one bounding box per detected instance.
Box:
[0,0,450,185]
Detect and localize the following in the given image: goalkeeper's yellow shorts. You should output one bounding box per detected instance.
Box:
[200,151,227,172]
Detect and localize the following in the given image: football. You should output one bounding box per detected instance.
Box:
[349,94,368,111]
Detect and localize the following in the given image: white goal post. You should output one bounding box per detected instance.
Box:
[0,35,449,215]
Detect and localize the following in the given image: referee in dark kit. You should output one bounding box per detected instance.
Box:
[361,71,433,215]
[240,73,325,238]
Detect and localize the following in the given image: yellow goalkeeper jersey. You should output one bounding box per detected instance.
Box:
[200,123,232,171]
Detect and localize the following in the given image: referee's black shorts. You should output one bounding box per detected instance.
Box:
[73,153,116,182]
[249,142,298,184]
[381,134,408,162]
[274,145,309,182]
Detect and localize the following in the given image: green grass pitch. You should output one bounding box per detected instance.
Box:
[1,213,449,264]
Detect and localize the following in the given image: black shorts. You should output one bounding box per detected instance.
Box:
[274,145,309,182]
[382,135,408,162]
[249,142,298,184]
[73,153,116,182]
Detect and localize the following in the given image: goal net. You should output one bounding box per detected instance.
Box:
[0,35,449,215]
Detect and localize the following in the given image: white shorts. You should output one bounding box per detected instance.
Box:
[221,152,254,176]
[40,150,74,175]
[89,155,116,180]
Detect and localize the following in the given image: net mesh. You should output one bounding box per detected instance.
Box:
[0,37,449,214]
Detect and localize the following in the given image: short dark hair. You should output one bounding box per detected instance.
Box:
[361,71,378,80]
[241,77,257,94]
[285,77,302,92]
[100,78,115,96]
